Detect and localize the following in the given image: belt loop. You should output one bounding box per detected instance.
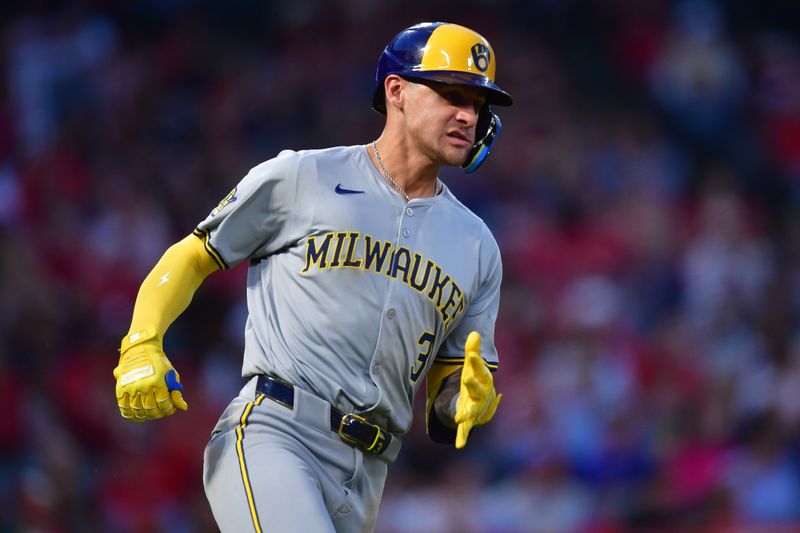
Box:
[382,436,402,462]
[291,386,332,434]
[240,375,260,401]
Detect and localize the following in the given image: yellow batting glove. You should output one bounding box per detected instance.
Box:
[454,331,502,449]
[113,326,188,422]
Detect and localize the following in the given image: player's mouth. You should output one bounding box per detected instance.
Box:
[446,130,472,148]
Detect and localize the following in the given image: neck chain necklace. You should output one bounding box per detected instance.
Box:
[372,140,440,202]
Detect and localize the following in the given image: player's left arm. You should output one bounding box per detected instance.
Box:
[425,332,501,448]
[425,228,503,448]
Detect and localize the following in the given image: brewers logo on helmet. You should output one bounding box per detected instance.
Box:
[372,22,513,173]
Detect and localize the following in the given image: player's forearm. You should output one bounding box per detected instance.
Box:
[128,234,221,338]
[433,370,462,428]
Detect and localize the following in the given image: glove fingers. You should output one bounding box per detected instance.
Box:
[462,333,482,374]
[463,375,486,398]
[454,331,499,450]
[165,369,188,410]
[463,351,481,377]
[141,390,164,420]
[454,399,481,424]
[477,393,502,425]
[170,389,189,411]
[465,331,481,356]
[153,387,177,416]
[454,406,468,425]
[456,420,473,449]
[490,392,502,415]
[456,378,488,422]
[465,353,491,378]
[129,392,148,421]
[117,393,136,421]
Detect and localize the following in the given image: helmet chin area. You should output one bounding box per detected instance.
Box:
[462,107,501,174]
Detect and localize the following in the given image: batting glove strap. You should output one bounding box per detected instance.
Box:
[120,325,160,354]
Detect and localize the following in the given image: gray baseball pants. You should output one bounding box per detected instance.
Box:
[203,377,397,533]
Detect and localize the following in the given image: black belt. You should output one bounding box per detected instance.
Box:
[255,375,392,455]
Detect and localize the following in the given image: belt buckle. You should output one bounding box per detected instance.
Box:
[337,413,384,454]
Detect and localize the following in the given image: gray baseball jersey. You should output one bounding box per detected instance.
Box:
[196,144,501,434]
[199,144,502,532]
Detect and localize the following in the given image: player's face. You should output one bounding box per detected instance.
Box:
[403,80,486,167]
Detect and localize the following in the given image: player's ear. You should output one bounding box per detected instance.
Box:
[384,74,405,112]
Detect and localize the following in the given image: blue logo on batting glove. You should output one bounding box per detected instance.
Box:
[165,369,183,392]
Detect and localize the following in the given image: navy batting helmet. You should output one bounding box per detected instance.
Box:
[372,22,513,173]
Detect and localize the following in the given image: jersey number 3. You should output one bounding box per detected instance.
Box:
[410,331,435,383]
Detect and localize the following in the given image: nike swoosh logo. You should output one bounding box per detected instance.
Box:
[335,184,365,195]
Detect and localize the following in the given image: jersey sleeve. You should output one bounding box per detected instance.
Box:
[435,228,502,370]
[194,150,301,269]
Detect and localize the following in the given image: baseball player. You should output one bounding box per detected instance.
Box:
[114,22,512,532]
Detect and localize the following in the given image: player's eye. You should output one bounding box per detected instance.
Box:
[443,90,484,113]
[444,91,470,106]
[444,92,460,103]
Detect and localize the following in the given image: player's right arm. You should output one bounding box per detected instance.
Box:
[115,150,300,422]
[113,233,221,422]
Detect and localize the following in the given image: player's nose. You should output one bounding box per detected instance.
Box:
[455,105,479,129]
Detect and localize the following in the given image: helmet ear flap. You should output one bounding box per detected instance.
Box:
[462,106,502,174]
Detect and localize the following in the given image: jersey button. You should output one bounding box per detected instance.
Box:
[386,308,396,319]
[405,207,413,217]
[402,229,410,238]
[373,363,382,374]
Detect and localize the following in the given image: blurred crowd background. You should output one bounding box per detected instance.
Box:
[1,0,800,531]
